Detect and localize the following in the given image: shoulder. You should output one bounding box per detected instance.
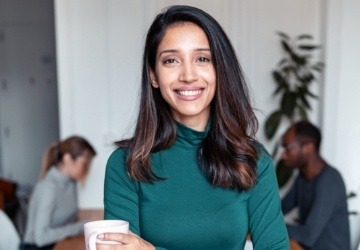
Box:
[255,142,273,167]
[253,142,275,178]
[30,179,58,202]
[106,147,130,175]
[107,147,128,165]
[320,164,346,186]
[105,147,138,191]
[105,147,133,179]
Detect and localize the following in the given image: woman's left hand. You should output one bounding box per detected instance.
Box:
[96,230,155,250]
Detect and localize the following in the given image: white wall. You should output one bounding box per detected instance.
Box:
[322,0,360,215]
[54,0,325,208]
[0,0,59,186]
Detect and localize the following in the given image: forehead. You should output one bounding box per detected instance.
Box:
[77,150,93,160]
[158,22,209,49]
[282,128,297,143]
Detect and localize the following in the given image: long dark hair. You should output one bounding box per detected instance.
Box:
[117,5,258,190]
[39,136,96,179]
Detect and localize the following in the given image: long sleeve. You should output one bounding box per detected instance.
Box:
[103,148,140,233]
[281,180,297,215]
[248,148,290,250]
[23,168,86,247]
[104,148,168,250]
[31,183,85,246]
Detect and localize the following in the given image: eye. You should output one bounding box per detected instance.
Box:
[197,56,211,63]
[163,58,178,64]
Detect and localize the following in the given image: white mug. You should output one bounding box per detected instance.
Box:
[84,220,129,250]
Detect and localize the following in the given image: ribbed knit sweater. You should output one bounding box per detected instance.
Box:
[104,122,289,250]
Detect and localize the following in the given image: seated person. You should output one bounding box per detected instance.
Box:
[22,136,96,250]
[281,121,350,250]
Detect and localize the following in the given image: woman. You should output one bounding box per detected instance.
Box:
[101,5,289,250]
[22,136,96,250]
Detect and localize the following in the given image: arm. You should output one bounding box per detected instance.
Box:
[281,179,297,215]
[286,171,346,248]
[32,184,85,246]
[248,147,290,250]
[103,148,167,250]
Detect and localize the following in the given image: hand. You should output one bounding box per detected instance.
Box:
[96,230,155,250]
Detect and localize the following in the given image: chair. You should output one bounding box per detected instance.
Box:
[0,209,20,250]
[0,177,18,213]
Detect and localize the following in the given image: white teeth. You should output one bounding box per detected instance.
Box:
[177,90,202,96]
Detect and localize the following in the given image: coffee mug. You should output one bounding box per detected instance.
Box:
[84,220,129,250]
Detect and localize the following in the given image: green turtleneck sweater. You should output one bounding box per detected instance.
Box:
[104,123,289,250]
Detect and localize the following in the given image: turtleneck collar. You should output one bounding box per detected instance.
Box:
[174,121,210,149]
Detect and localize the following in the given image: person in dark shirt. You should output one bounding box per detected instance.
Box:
[281,120,350,250]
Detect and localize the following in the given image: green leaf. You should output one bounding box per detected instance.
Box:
[272,71,286,85]
[277,58,287,67]
[276,159,294,188]
[291,53,306,65]
[277,31,290,40]
[273,84,286,96]
[298,105,308,120]
[347,192,357,199]
[281,91,297,117]
[298,45,320,50]
[265,111,283,139]
[282,65,295,74]
[299,94,311,109]
[281,40,293,55]
[305,89,318,99]
[312,65,323,72]
[296,34,313,40]
[305,73,314,83]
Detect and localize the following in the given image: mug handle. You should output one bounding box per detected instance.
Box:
[88,232,99,250]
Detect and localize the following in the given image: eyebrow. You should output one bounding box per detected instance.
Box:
[159,48,211,56]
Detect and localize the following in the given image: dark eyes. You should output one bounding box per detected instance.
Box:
[163,58,177,64]
[197,57,210,63]
[163,57,211,65]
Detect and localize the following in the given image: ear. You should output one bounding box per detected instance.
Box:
[303,142,314,154]
[62,153,73,164]
[150,70,159,88]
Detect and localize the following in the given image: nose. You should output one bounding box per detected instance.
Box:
[179,62,198,83]
[281,150,288,162]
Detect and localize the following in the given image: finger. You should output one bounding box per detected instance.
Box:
[99,232,136,244]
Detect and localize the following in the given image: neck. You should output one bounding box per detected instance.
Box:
[56,163,72,179]
[301,155,326,181]
[173,114,210,132]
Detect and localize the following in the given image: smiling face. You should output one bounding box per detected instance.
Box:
[150,22,216,131]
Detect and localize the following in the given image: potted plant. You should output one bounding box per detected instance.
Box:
[264,31,324,187]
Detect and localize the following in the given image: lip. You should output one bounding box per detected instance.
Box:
[174,87,205,101]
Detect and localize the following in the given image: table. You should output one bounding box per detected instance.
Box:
[290,239,304,250]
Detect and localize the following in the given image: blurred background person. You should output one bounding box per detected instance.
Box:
[281,121,350,250]
[21,136,96,250]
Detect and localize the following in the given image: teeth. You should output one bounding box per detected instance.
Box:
[177,89,202,96]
